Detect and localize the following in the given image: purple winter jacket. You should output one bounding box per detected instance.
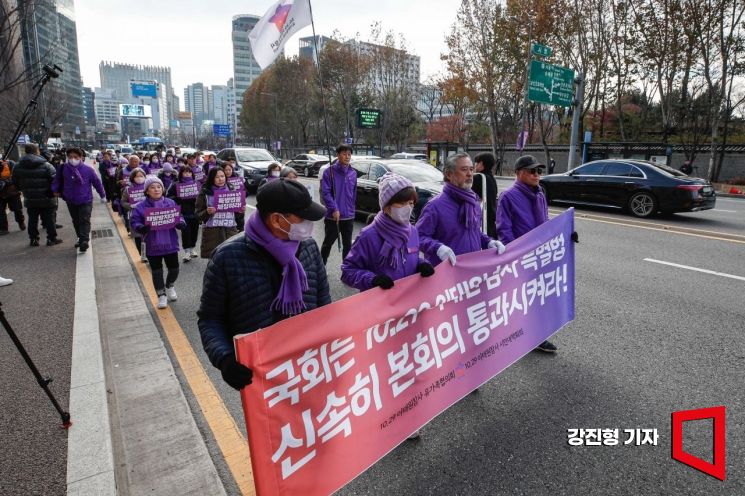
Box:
[130,196,185,256]
[321,160,357,220]
[51,162,106,205]
[341,223,425,291]
[496,180,549,244]
[415,191,492,266]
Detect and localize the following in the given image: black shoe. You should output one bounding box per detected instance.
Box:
[0,230,8,236]
[19,221,26,230]
[74,241,80,248]
[30,238,40,247]
[79,241,89,253]
[46,238,63,246]
[535,340,557,353]
[55,224,63,229]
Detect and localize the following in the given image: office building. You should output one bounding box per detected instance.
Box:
[299,35,331,63]
[99,61,175,121]
[211,85,229,125]
[184,83,210,127]
[93,87,121,127]
[82,86,96,127]
[17,0,85,139]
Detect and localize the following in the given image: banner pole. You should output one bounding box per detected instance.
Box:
[307,0,334,163]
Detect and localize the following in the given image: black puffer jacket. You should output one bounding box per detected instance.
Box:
[198,233,331,368]
[11,154,57,208]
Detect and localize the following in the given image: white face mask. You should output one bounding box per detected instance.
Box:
[270,171,280,177]
[134,177,145,185]
[280,215,314,241]
[69,158,81,166]
[389,205,413,225]
[143,160,150,165]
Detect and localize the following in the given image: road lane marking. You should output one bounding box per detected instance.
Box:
[713,209,737,213]
[548,208,745,244]
[108,206,256,496]
[643,258,745,282]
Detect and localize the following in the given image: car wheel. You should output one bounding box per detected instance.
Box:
[628,191,657,218]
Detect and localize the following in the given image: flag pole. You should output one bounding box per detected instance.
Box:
[307,0,334,164]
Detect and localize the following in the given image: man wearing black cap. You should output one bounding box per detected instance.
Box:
[497,155,556,353]
[198,179,331,391]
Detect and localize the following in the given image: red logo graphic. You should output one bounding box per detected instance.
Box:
[269,3,292,32]
[671,406,726,481]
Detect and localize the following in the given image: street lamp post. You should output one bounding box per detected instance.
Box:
[261,92,278,152]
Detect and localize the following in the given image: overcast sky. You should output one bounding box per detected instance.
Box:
[75,0,459,109]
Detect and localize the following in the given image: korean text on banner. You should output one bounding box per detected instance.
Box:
[235,209,576,496]
[127,185,145,205]
[144,206,181,231]
[176,182,199,200]
[248,0,313,69]
[214,189,246,212]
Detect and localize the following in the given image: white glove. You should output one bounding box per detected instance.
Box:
[100,198,107,204]
[436,245,457,266]
[488,239,506,255]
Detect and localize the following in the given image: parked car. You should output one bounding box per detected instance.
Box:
[216,147,279,192]
[389,152,428,161]
[349,159,444,222]
[285,153,330,177]
[539,159,716,218]
[318,155,382,180]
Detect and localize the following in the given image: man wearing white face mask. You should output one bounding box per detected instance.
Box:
[51,147,106,252]
[341,172,435,291]
[198,178,330,391]
[416,152,505,267]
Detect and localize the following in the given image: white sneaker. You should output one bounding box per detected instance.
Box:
[140,251,147,263]
[190,248,198,258]
[407,430,421,440]
[166,286,178,301]
[157,294,168,309]
[0,276,13,287]
[182,251,191,262]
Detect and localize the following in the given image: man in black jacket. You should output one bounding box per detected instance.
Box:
[198,179,330,391]
[471,151,499,238]
[11,143,62,246]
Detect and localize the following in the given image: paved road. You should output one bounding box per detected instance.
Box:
[0,203,77,496]
[145,177,745,494]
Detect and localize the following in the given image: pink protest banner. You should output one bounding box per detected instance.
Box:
[235,209,576,495]
[144,206,181,231]
[176,182,199,199]
[127,185,145,205]
[214,189,246,212]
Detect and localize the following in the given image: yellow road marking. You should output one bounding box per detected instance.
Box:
[108,206,256,496]
[548,208,745,245]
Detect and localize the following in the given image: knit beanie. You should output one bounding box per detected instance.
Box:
[378,172,414,209]
[163,163,174,173]
[144,175,164,194]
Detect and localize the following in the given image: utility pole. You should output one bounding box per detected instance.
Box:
[261,92,278,152]
[567,72,585,170]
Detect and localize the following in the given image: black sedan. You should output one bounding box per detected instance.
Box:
[350,159,444,222]
[285,153,330,177]
[539,159,716,218]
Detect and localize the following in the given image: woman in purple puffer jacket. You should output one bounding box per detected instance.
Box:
[130,176,186,309]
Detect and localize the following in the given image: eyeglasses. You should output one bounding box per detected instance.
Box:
[525,169,543,176]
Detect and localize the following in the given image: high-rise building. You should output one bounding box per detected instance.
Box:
[231,14,280,139]
[93,87,121,127]
[82,86,96,127]
[99,61,175,121]
[299,35,331,63]
[17,0,85,139]
[211,85,229,125]
[348,40,421,93]
[226,78,235,139]
[184,83,209,127]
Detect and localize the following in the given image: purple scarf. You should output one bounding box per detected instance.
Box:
[443,182,480,228]
[64,162,83,184]
[245,211,308,316]
[513,180,548,225]
[370,211,411,269]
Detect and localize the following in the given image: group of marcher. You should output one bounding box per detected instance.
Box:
[198,144,578,403]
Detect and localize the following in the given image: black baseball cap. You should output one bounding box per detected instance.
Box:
[514,155,545,171]
[256,179,326,221]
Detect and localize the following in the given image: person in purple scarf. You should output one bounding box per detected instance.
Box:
[148,152,163,174]
[196,166,242,258]
[258,162,282,189]
[416,152,505,267]
[496,154,575,354]
[342,172,435,291]
[158,163,176,192]
[130,176,186,309]
[51,147,106,253]
[320,144,357,265]
[197,179,329,391]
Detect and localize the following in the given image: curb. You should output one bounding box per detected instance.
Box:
[66,233,117,495]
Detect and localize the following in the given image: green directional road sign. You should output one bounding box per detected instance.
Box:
[528,60,575,107]
[531,43,553,58]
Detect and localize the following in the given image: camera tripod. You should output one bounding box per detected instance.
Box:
[0,302,71,428]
